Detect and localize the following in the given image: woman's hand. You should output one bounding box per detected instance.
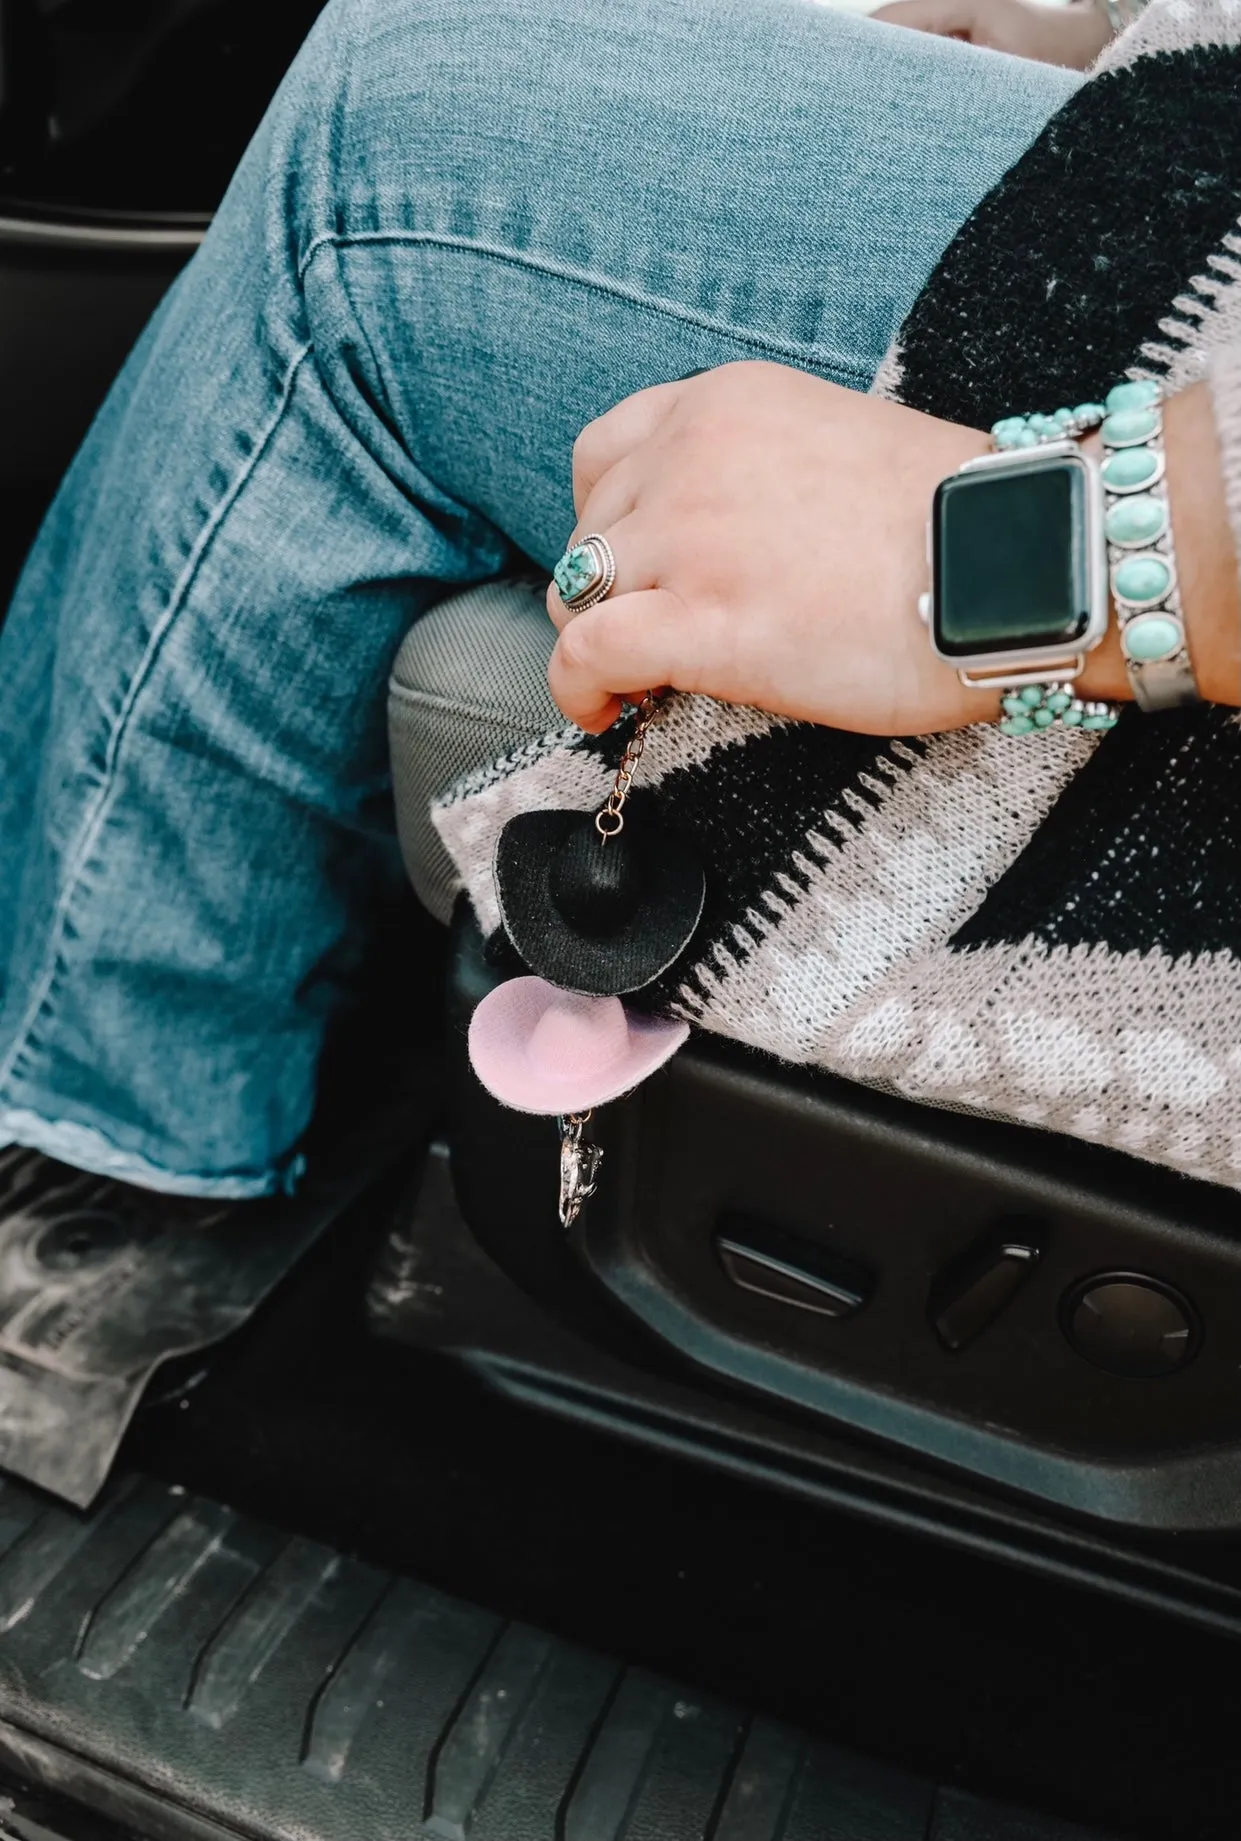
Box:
[869,0,1111,69]
[548,361,992,736]
[549,366,1239,738]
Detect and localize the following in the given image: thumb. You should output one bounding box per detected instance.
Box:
[548,587,695,734]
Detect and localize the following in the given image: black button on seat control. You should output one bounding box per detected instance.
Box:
[931,1235,1040,1351]
[716,1216,872,1320]
[1063,1273,1200,1377]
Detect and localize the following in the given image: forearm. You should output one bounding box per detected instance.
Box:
[1051,2,1113,69]
[870,0,1111,69]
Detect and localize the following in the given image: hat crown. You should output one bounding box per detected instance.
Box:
[548,822,645,936]
[529,990,629,1077]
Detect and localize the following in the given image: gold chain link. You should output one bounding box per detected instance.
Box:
[595,692,665,842]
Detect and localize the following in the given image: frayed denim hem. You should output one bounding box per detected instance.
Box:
[0,1106,305,1200]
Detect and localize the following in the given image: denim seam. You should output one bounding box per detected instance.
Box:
[299,230,874,384]
[0,342,316,1127]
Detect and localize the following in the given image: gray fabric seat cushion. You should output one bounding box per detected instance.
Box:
[388,578,559,922]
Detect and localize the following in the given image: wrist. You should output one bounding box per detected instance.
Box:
[920,380,1241,733]
[1079,384,1241,708]
[1161,383,1241,707]
[1075,427,1130,706]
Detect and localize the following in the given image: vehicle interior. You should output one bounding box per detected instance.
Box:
[2,5,1241,1838]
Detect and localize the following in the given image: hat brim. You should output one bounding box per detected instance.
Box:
[468,976,690,1115]
[495,810,705,997]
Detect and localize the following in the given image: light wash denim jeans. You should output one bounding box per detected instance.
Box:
[0,0,1080,1197]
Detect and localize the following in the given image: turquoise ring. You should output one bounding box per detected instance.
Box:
[552,533,617,613]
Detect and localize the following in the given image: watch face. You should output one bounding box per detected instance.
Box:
[932,458,1091,659]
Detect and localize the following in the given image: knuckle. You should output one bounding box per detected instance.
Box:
[556,612,599,674]
[572,418,604,471]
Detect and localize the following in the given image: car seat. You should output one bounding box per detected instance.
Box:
[390,580,1241,1537]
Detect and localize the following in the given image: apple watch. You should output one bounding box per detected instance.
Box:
[919,436,1117,735]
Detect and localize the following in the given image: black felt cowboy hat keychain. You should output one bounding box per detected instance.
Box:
[467,537,706,1226]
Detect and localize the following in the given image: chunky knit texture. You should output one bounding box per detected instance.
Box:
[435,0,1241,1193]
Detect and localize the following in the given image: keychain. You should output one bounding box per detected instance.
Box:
[468,695,698,1226]
[557,1112,602,1230]
[493,694,706,997]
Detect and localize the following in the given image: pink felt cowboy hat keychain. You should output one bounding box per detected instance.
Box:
[467,652,705,1227]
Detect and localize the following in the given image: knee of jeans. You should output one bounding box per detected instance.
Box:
[292,0,674,256]
[388,578,562,922]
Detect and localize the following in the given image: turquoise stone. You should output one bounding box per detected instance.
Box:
[1028,413,1058,436]
[1001,693,1028,717]
[1053,408,1076,428]
[1104,493,1166,546]
[1122,613,1183,663]
[1013,427,1039,448]
[1105,378,1160,414]
[991,416,1028,445]
[1019,685,1045,707]
[553,544,599,602]
[1033,707,1057,728]
[1101,447,1159,491]
[1000,715,1035,736]
[1101,407,1160,447]
[1113,554,1172,604]
[1046,689,1073,713]
[1061,706,1084,726]
[1073,402,1107,424]
[1083,711,1117,730]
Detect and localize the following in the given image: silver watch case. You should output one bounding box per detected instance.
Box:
[919,440,1108,691]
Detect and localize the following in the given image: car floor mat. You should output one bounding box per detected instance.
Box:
[0,1116,413,1509]
[0,1469,1126,1841]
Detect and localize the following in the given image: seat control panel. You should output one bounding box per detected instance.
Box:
[574,1039,1241,1530]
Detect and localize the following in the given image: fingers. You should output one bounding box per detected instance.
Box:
[548,586,702,732]
[571,379,682,513]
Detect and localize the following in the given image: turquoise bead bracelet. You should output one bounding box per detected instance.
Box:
[991,379,1199,717]
[1098,380,1198,710]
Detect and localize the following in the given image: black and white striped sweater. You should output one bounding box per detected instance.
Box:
[436,0,1241,1193]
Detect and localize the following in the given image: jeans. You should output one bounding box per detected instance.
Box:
[0,0,1080,1197]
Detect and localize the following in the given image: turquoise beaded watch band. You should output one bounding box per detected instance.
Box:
[985,398,1119,737]
[997,681,1117,738]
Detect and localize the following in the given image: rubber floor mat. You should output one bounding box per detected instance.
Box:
[0,1133,402,1508]
[0,1471,1125,1841]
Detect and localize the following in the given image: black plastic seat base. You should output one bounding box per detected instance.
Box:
[443,912,1241,1532]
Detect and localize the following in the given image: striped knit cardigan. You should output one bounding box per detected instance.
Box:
[435,0,1241,1194]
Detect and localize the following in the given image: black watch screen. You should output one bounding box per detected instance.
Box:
[932,456,1092,659]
